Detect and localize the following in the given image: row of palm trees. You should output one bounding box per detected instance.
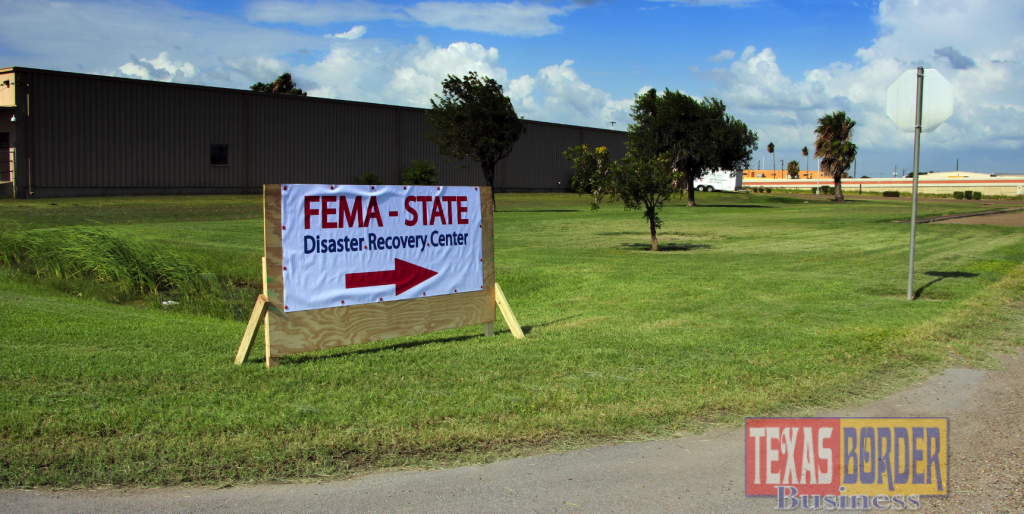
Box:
[762,111,858,202]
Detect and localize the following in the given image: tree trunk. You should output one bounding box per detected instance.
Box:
[686,173,696,207]
[649,212,659,252]
[834,175,845,203]
[482,161,497,211]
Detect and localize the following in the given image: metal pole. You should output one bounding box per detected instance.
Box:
[907,67,924,300]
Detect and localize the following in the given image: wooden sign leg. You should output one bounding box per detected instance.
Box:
[235,294,269,364]
[494,283,525,339]
[485,322,494,337]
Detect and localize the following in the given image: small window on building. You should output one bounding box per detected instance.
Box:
[211,144,228,166]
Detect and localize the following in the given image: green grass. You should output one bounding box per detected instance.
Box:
[1,192,1023,488]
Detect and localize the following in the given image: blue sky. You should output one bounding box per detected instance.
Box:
[2,0,1023,174]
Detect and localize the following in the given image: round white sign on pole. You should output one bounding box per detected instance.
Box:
[886,68,954,133]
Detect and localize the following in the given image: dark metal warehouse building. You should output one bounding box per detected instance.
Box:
[0,67,627,199]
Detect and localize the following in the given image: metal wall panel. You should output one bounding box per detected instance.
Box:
[18,67,628,196]
[31,72,248,190]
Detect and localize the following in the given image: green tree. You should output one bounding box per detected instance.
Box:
[787,160,800,179]
[400,160,438,185]
[587,153,676,251]
[626,89,756,207]
[355,172,382,186]
[250,73,307,96]
[814,111,858,203]
[427,72,525,210]
[564,144,611,196]
[767,142,775,176]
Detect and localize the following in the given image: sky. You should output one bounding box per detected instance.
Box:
[2,0,1023,174]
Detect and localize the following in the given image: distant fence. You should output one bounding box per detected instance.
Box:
[743,177,1024,196]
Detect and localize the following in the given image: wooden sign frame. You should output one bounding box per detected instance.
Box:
[235,184,520,368]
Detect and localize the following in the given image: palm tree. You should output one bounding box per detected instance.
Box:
[814,112,857,203]
[767,142,775,177]
[801,146,809,177]
[787,160,800,179]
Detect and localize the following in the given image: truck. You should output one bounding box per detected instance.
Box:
[692,170,743,192]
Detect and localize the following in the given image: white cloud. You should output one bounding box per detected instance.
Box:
[117,52,198,82]
[0,0,323,88]
[246,1,406,24]
[294,37,633,128]
[247,0,568,37]
[0,0,632,131]
[707,49,736,62]
[221,56,290,82]
[693,0,1024,161]
[507,60,633,128]
[405,1,567,37]
[383,37,508,106]
[326,25,368,39]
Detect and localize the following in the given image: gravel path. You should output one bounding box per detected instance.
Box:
[920,352,1024,513]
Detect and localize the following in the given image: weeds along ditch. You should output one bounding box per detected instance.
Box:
[0,226,260,321]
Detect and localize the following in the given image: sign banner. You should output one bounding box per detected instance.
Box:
[281,184,484,312]
[746,417,948,509]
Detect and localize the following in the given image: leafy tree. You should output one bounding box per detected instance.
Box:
[250,73,307,96]
[564,145,611,195]
[400,160,438,185]
[787,160,800,179]
[427,72,525,210]
[626,89,756,207]
[814,111,858,203]
[355,172,382,186]
[586,153,675,251]
[767,142,775,175]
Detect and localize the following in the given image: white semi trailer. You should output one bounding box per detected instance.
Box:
[693,170,743,192]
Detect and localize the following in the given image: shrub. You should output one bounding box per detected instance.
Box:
[356,172,383,186]
[400,160,438,185]
[953,191,964,199]
[882,191,900,197]
[964,190,973,200]
[765,187,772,193]
[810,187,817,194]
[973,191,982,200]
[758,187,765,193]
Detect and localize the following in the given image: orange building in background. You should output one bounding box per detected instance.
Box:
[743,169,830,180]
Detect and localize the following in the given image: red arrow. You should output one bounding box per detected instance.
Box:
[345,258,438,295]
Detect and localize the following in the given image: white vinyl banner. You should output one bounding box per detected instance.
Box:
[280,184,484,313]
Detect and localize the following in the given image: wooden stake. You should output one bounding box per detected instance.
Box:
[235,294,269,365]
[485,322,494,337]
[494,283,525,339]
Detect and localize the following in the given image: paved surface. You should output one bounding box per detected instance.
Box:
[7,357,1022,514]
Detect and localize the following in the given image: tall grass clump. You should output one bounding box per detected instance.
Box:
[0,227,211,298]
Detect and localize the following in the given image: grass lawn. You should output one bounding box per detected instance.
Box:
[1,192,1023,488]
